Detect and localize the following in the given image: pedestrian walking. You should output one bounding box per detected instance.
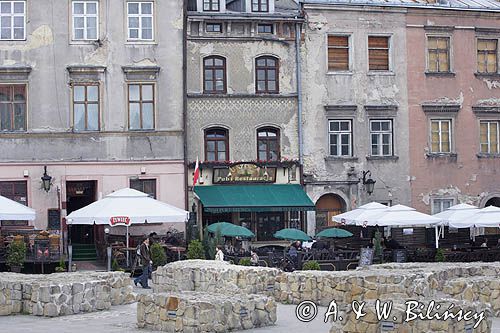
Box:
[134,237,152,289]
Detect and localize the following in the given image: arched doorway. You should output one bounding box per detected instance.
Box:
[485,197,500,207]
[315,194,346,231]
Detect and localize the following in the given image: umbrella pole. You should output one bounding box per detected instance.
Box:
[434,225,439,249]
[126,225,129,267]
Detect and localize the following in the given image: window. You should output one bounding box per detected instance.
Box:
[127,2,153,41]
[205,128,228,161]
[252,0,269,12]
[370,120,393,156]
[130,179,156,198]
[255,56,278,94]
[257,127,280,161]
[203,56,226,94]
[206,23,222,33]
[427,36,450,73]
[480,121,499,154]
[0,1,25,40]
[128,83,154,130]
[73,85,99,131]
[0,84,26,131]
[257,24,273,34]
[203,0,219,11]
[432,198,454,214]
[72,1,98,40]
[328,120,352,156]
[430,119,452,153]
[0,181,28,227]
[477,39,498,74]
[368,36,390,71]
[328,35,349,71]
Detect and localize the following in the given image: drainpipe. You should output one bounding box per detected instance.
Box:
[182,0,189,212]
[295,22,304,167]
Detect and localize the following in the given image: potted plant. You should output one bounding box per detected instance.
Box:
[6,240,27,273]
[55,257,66,272]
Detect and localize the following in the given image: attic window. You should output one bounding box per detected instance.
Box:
[203,0,219,12]
[252,0,269,13]
[206,23,222,33]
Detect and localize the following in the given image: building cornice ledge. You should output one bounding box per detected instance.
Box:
[421,103,461,113]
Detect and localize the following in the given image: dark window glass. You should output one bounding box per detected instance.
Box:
[206,23,222,33]
[130,179,156,198]
[257,127,280,161]
[257,24,273,34]
[255,56,279,94]
[205,128,229,161]
[203,56,226,94]
[0,84,26,131]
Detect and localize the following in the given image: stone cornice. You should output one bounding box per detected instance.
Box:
[472,105,500,114]
[421,103,461,113]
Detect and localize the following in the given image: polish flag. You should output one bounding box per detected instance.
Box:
[193,157,200,186]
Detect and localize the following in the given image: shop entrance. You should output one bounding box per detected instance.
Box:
[66,181,96,244]
[315,194,346,231]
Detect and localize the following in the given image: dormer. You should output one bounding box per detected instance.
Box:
[196,0,227,13]
[245,0,275,14]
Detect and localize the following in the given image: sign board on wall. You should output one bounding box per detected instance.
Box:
[213,163,276,184]
[47,209,61,230]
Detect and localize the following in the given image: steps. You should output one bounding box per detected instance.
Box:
[72,243,97,261]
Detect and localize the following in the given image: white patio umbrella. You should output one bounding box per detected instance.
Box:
[433,203,479,242]
[332,202,388,225]
[0,194,36,220]
[66,188,189,265]
[364,204,443,248]
[450,206,500,228]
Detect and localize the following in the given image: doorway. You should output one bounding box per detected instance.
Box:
[66,181,97,244]
[315,193,346,231]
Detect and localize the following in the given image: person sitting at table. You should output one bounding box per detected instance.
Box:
[164,231,178,246]
[385,236,401,250]
[292,240,303,251]
[481,238,488,248]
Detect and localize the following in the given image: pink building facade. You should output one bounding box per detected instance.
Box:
[407,7,500,217]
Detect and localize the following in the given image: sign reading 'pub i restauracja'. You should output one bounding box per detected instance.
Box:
[213,163,276,184]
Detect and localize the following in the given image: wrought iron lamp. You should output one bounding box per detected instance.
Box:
[361,170,376,195]
[41,166,52,192]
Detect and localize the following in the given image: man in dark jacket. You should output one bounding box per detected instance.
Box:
[134,237,152,289]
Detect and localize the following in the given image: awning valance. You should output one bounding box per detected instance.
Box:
[194,184,315,213]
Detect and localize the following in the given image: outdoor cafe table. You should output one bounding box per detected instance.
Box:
[161,244,186,261]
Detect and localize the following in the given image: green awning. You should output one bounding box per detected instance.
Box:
[194,184,315,213]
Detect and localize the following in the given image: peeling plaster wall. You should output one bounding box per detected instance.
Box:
[407,10,500,213]
[302,7,411,209]
[186,34,299,162]
[0,0,184,162]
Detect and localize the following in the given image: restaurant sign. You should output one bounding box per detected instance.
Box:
[213,163,276,184]
[110,216,131,226]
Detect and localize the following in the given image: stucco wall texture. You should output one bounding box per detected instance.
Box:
[407,10,500,213]
[302,8,411,209]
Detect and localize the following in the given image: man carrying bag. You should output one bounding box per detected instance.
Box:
[134,237,152,289]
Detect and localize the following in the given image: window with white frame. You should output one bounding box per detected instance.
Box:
[430,119,452,153]
[431,198,454,214]
[72,1,98,41]
[203,0,219,11]
[0,1,25,40]
[328,120,352,156]
[127,2,153,41]
[480,121,499,154]
[370,119,393,156]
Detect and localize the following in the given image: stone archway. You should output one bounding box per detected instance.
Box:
[315,194,346,231]
[485,197,500,207]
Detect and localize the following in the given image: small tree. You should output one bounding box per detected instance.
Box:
[6,240,27,271]
[55,257,66,272]
[187,240,206,259]
[302,260,321,270]
[150,243,167,268]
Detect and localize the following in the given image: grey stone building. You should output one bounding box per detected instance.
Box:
[0,0,185,245]
[301,0,411,234]
[186,0,314,242]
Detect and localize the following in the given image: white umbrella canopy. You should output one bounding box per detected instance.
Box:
[433,203,479,226]
[450,206,500,228]
[332,202,388,225]
[66,188,189,225]
[0,194,36,220]
[366,204,442,227]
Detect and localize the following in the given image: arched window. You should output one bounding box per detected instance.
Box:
[203,56,226,94]
[257,127,280,161]
[205,127,229,161]
[255,56,279,94]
